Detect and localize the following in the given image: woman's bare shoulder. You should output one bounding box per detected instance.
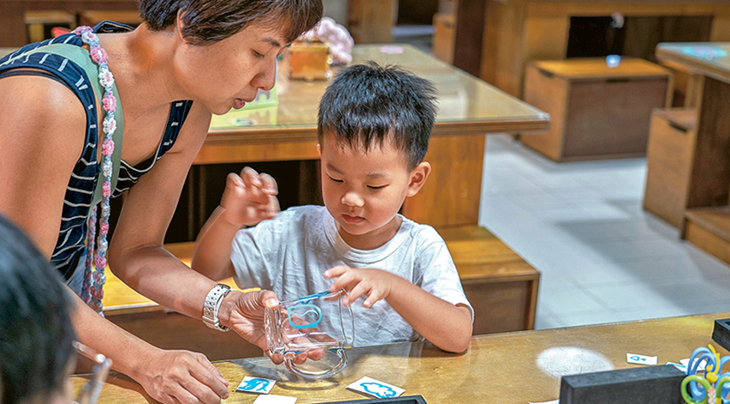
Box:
[0,74,87,163]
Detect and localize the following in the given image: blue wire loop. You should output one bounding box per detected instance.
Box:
[286,290,331,329]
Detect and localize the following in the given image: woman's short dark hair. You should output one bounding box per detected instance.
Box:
[317,62,438,170]
[140,0,323,45]
[0,214,76,404]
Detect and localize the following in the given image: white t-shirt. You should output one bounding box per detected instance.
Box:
[230,205,473,347]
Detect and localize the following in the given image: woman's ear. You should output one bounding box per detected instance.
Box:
[406,161,431,197]
[175,9,189,43]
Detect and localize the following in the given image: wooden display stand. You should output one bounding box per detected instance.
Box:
[522,58,671,161]
[643,108,697,228]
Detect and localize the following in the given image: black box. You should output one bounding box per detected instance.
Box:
[712,318,730,352]
[559,365,685,403]
[313,396,427,404]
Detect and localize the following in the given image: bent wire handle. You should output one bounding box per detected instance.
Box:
[285,348,348,380]
[682,375,712,404]
[717,376,730,404]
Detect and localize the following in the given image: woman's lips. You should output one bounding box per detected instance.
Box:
[343,214,364,224]
[233,99,247,109]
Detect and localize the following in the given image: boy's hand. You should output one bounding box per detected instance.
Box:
[324,266,394,308]
[220,167,279,227]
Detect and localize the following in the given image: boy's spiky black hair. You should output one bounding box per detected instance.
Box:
[317,61,438,170]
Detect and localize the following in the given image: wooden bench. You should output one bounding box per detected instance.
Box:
[79,10,143,28]
[25,10,76,43]
[522,58,671,161]
[103,225,539,359]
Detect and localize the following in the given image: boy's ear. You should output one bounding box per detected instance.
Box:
[407,162,431,197]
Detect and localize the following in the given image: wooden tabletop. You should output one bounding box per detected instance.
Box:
[201,44,549,157]
[74,311,730,403]
[656,42,730,84]
[529,58,671,80]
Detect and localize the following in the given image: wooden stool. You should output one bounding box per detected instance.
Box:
[79,11,143,28]
[522,58,672,161]
[643,108,697,228]
[438,225,539,335]
[25,10,76,43]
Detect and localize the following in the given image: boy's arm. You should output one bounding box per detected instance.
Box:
[325,267,473,353]
[192,168,279,281]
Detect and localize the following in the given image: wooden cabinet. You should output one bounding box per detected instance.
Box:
[522,58,670,161]
[643,108,697,228]
[432,12,455,63]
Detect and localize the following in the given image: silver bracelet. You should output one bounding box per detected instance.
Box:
[202,284,231,332]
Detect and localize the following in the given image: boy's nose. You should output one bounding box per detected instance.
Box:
[341,191,364,208]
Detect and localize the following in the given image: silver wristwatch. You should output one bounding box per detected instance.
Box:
[202,284,231,332]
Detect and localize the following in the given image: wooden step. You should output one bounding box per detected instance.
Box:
[684,207,730,265]
[102,225,539,359]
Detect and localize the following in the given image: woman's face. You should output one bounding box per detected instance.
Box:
[172,21,288,115]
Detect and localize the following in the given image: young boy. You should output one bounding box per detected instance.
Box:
[192,62,473,353]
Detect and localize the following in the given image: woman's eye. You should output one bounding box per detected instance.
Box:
[252,50,265,58]
[328,176,343,183]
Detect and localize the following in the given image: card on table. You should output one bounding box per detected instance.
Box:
[347,376,405,399]
[626,353,657,365]
[237,376,276,394]
[252,394,296,404]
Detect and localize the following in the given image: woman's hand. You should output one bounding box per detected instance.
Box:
[219,167,279,227]
[135,348,230,404]
[220,289,324,365]
[324,266,395,308]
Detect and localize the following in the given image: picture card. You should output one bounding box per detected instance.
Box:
[627,353,657,365]
[237,376,276,394]
[252,394,296,404]
[347,376,405,399]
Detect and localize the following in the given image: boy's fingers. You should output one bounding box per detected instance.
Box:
[324,265,348,279]
[259,173,279,195]
[241,166,263,187]
[226,172,245,189]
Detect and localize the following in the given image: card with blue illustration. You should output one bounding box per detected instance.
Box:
[237,376,276,394]
[347,376,405,399]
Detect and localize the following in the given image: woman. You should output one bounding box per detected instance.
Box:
[0,1,322,403]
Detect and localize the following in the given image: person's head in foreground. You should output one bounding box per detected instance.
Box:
[317,62,438,248]
[0,214,77,404]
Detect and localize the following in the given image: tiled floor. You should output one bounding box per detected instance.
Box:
[478,135,730,330]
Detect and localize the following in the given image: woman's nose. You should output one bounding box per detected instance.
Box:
[253,58,277,91]
[341,191,364,207]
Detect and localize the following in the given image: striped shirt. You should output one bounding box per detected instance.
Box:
[0,22,193,279]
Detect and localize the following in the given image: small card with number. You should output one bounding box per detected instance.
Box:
[237,376,276,394]
[252,395,296,404]
[347,376,405,399]
[627,353,657,365]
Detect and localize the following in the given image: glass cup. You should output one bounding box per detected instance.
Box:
[264,289,355,379]
[73,341,112,404]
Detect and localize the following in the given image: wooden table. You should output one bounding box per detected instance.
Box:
[192,44,549,231]
[449,0,730,97]
[73,311,730,403]
[654,42,730,265]
[0,0,140,47]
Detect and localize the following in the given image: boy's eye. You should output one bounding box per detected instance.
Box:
[328,175,343,183]
[367,185,386,190]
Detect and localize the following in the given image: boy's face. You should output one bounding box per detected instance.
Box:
[318,130,430,249]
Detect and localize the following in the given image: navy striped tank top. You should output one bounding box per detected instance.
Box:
[0,22,193,279]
